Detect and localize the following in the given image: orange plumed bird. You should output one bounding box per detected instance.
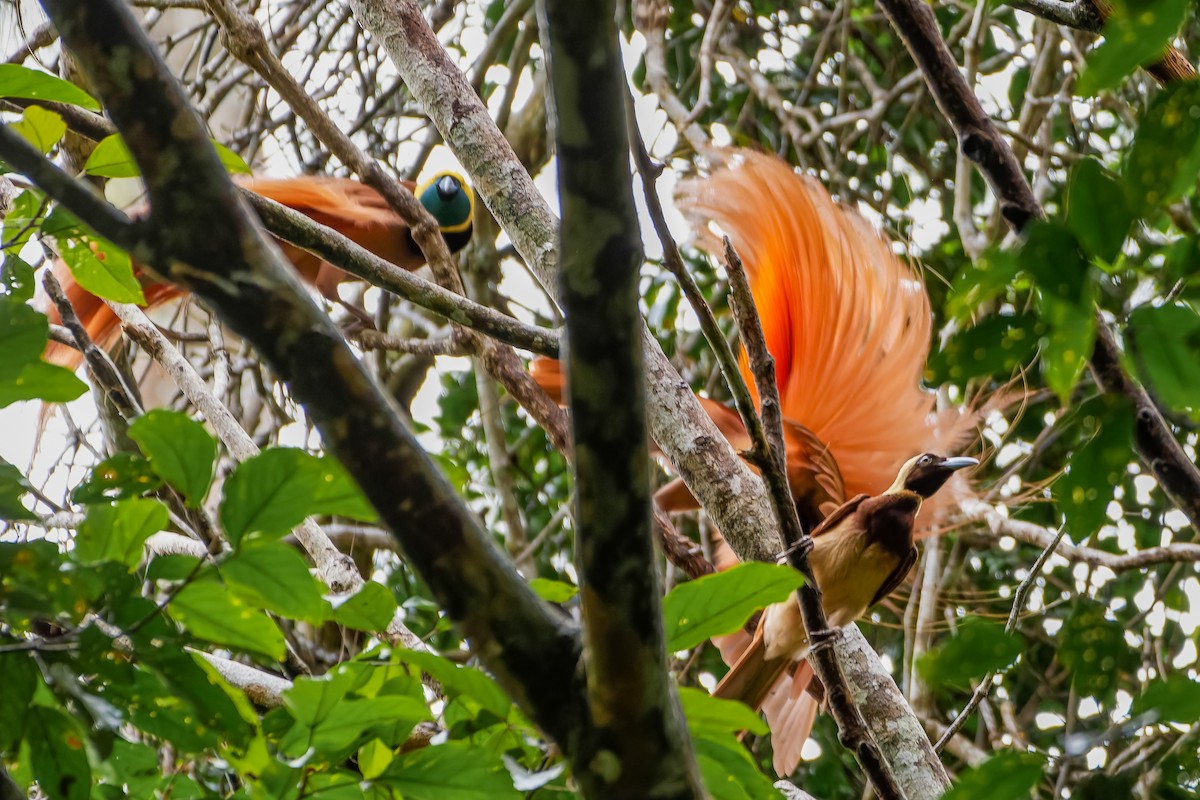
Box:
[531,149,977,775]
[42,172,474,369]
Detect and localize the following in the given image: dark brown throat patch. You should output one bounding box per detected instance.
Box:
[859,491,920,558]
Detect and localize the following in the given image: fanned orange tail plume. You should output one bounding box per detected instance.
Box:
[679,149,938,499]
[42,176,426,371]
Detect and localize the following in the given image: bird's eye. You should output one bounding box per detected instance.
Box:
[918,455,933,466]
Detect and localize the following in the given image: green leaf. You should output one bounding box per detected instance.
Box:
[941,751,1045,800]
[926,313,1042,387]
[1124,81,1200,213]
[0,457,37,521]
[26,706,92,800]
[0,297,51,376]
[1066,159,1133,262]
[0,64,101,110]
[1020,223,1095,403]
[946,248,1023,321]
[310,455,378,522]
[662,562,803,652]
[692,732,783,799]
[11,106,66,154]
[219,448,319,544]
[215,143,252,175]
[358,738,394,781]
[330,581,398,632]
[1,254,36,300]
[0,652,39,749]
[278,664,426,760]
[220,448,375,545]
[169,580,287,659]
[56,232,145,305]
[84,133,251,177]
[75,498,169,570]
[283,664,362,721]
[1077,0,1190,96]
[528,577,578,603]
[128,410,217,507]
[1060,600,1139,699]
[0,360,87,408]
[1052,396,1132,536]
[301,772,366,799]
[916,620,1023,688]
[394,649,511,718]
[2,189,47,257]
[379,742,521,800]
[1127,303,1200,417]
[1131,675,1200,724]
[287,695,430,755]
[71,453,163,504]
[82,135,140,178]
[220,541,331,622]
[679,686,768,737]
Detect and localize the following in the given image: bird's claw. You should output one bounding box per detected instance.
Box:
[777,536,813,565]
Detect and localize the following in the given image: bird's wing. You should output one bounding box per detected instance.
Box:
[809,493,869,539]
[782,418,845,530]
[678,150,937,498]
[869,543,918,608]
[239,176,425,271]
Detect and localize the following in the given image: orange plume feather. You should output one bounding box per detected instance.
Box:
[679,149,939,498]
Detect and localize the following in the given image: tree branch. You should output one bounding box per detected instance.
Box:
[874,0,1200,533]
[724,242,905,800]
[541,0,703,794]
[34,0,588,751]
[959,498,1200,571]
[242,191,561,357]
[349,0,782,566]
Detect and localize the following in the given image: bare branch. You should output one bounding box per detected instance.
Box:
[1004,0,1102,30]
[959,498,1200,571]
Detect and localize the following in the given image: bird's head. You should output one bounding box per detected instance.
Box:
[888,453,979,498]
[416,172,474,241]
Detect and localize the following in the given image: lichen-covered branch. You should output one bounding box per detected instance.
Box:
[541,0,703,794]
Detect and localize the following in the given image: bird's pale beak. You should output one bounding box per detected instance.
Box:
[940,457,979,471]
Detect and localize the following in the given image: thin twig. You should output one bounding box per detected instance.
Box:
[41,270,142,420]
[349,330,468,356]
[934,522,1068,751]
